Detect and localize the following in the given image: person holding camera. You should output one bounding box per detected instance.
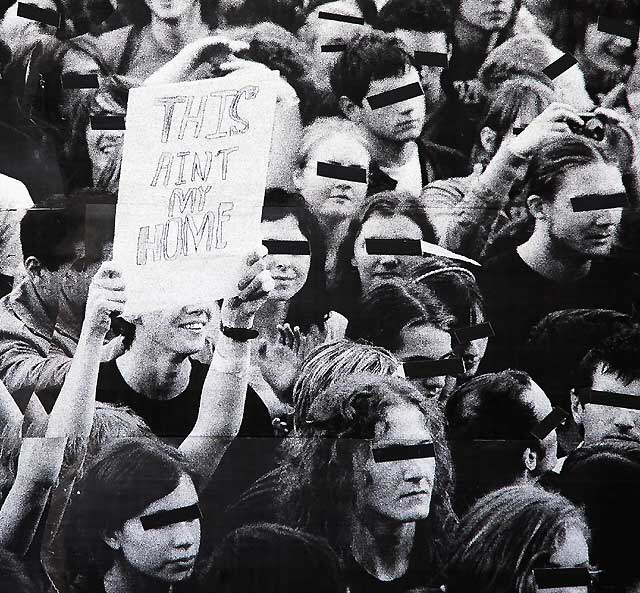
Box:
[478,132,639,372]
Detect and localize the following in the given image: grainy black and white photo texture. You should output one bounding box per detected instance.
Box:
[1,0,640,591]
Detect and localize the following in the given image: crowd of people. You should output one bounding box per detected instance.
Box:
[1,0,640,591]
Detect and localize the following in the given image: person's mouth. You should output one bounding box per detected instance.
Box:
[169,555,197,569]
[272,274,297,282]
[397,119,420,130]
[401,490,430,499]
[179,321,206,333]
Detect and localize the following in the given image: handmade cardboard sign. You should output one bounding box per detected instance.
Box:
[114,70,278,313]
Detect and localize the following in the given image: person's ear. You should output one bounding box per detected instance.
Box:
[526,194,548,220]
[101,530,121,551]
[479,126,497,155]
[523,447,538,473]
[339,96,361,121]
[570,388,585,426]
[24,256,48,280]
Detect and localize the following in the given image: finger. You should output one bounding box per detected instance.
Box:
[93,276,126,291]
[293,326,302,355]
[283,324,294,349]
[237,256,268,291]
[237,270,274,302]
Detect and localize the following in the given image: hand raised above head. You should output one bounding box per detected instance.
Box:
[84,262,126,338]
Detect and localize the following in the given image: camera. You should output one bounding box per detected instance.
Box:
[567,112,607,142]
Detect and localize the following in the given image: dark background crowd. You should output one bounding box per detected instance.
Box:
[1,0,640,592]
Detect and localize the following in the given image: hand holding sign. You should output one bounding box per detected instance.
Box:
[83,262,126,337]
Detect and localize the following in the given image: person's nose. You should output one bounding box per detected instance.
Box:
[171,520,199,550]
[593,207,621,227]
[378,254,399,269]
[403,456,434,484]
[610,34,632,51]
[614,409,635,432]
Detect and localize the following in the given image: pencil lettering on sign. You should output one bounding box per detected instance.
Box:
[317,11,365,25]
[570,193,628,212]
[366,82,424,110]
[534,568,591,590]
[402,357,465,378]
[542,53,578,80]
[62,73,100,89]
[530,408,569,441]
[451,322,495,344]
[321,44,346,52]
[17,2,61,27]
[597,16,640,41]
[365,238,422,256]
[90,115,126,130]
[262,240,310,255]
[140,504,202,530]
[373,443,435,463]
[317,162,367,183]
[414,51,448,67]
[578,389,640,410]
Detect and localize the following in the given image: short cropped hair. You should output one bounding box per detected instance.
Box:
[377,0,453,34]
[330,31,417,105]
[574,327,640,397]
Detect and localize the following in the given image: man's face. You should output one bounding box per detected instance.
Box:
[109,475,201,584]
[457,0,515,32]
[0,0,58,54]
[575,365,640,445]
[351,67,426,144]
[579,22,634,80]
[145,0,199,22]
[522,379,558,473]
[541,162,624,260]
[393,29,449,108]
[359,403,436,523]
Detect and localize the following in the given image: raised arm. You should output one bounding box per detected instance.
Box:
[0,263,126,556]
[180,247,274,485]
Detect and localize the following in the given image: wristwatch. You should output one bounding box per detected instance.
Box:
[219,321,259,342]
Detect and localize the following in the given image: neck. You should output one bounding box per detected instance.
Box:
[149,6,209,53]
[104,559,172,593]
[118,341,191,400]
[454,18,489,52]
[518,230,592,281]
[253,299,290,337]
[364,128,416,169]
[351,517,415,581]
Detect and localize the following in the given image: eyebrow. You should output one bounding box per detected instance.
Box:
[534,567,591,589]
[139,503,202,530]
[570,193,628,212]
[366,82,424,110]
[402,357,464,378]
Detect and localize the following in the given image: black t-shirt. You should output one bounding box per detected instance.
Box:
[95,358,273,440]
[479,250,639,371]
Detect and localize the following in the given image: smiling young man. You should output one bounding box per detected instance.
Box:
[330,31,470,197]
[480,135,639,371]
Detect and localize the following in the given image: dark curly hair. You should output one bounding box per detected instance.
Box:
[377,0,453,35]
[277,373,456,583]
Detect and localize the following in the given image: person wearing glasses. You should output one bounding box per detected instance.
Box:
[0,191,116,414]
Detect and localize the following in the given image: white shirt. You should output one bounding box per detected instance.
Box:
[379,143,423,197]
[0,174,33,276]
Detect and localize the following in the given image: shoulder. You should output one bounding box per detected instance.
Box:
[64,25,137,72]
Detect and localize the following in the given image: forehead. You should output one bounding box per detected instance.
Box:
[261,215,306,240]
[555,162,625,199]
[522,380,553,419]
[375,403,431,441]
[359,213,423,238]
[395,29,448,52]
[136,474,198,518]
[592,363,640,396]
[367,67,421,96]
[309,132,370,162]
[397,323,453,359]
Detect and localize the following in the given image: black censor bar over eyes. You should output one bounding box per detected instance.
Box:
[17,2,61,27]
[373,442,435,463]
[90,115,126,130]
[317,162,367,183]
[140,503,202,530]
[262,240,310,255]
[598,16,640,41]
[578,389,640,410]
[570,193,628,212]
[366,82,424,110]
[317,11,365,25]
[542,53,578,80]
[414,51,448,68]
[451,322,494,345]
[62,73,100,89]
[365,238,422,256]
[321,44,346,52]
[534,568,591,590]
[531,407,569,440]
[402,357,465,378]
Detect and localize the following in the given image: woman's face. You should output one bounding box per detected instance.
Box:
[452,304,488,378]
[261,215,311,302]
[85,124,124,186]
[145,0,199,22]
[137,304,212,355]
[296,133,370,225]
[395,322,454,399]
[0,0,58,54]
[108,474,201,584]
[351,213,424,291]
[359,403,436,523]
[536,524,590,593]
